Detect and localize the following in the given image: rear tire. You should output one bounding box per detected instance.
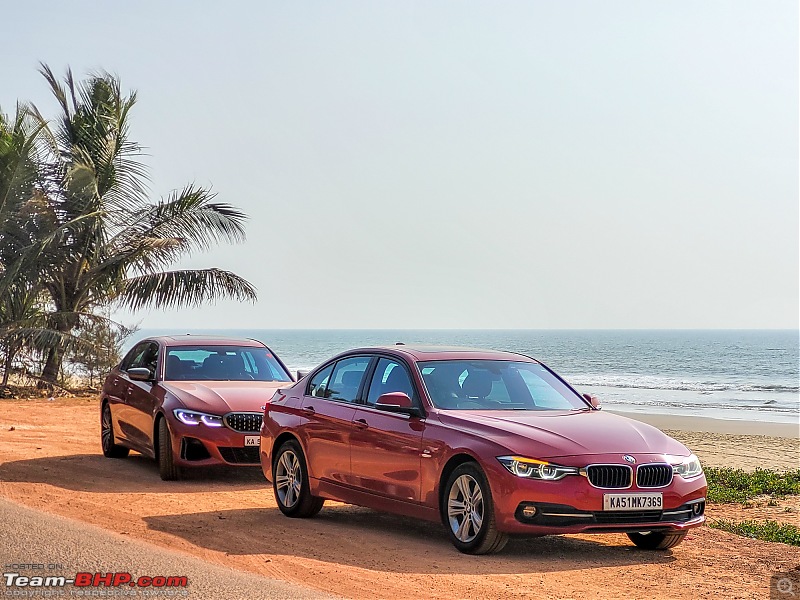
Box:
[272,440,324,518]
[157,417,182,481]
[443,462,508,554]
[627,531,687,549]
[101,403,129,459]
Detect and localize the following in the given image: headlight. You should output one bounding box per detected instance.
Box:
[672,453,703,478]
[173,409,224,427]
[497,456,579,480]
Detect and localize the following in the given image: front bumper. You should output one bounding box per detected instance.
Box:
[512,499,705,534]
[486,457,708,535]
[167,418,261,467]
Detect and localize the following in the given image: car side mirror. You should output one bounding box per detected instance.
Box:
[582,393,601,410]
[296,370,309,381]
[128,367,154,382]
[375,392,420,416]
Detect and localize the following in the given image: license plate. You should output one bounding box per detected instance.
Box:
[244,435,260,447]
[603,492,662,511]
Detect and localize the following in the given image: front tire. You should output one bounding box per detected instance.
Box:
[272,440,324,517]
[157,417,182,481]
[443,463,508,554]
[101,403,129,459]
[627,530,687,549]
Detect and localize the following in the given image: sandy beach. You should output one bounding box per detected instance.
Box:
[0,397,797,599]
[608,410,799,471]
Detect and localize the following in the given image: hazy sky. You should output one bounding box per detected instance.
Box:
[3,1,798,329]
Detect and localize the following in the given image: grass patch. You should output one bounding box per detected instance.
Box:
[705,467,800,504]
[709,519,800,546]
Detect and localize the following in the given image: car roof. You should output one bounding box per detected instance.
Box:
[343,344,536,363]
[145,335,266,348]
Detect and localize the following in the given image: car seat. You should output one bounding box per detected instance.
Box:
[166,355,186,380]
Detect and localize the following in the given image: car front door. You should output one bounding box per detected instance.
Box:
[123,341,161,455]
[111,342,149,446]
[349,357,425,502]
[300,356,371,486]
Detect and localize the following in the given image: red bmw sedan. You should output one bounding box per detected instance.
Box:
[101,336,293,480]
[261,346,706,554]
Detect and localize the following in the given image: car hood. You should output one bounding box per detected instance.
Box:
[437,409,690,460]
[162,381,286,414]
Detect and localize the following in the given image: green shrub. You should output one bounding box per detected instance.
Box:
[709,519,800,546]
[705,468,800,504]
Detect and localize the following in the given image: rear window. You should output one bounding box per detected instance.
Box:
[164,346,291,382]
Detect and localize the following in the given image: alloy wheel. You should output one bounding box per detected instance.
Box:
[275,449,302,509]
[447,473,484,543]
[101,407,112,452]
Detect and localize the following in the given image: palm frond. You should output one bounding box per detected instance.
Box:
[119,269,257,311]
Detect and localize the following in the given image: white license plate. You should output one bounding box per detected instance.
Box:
[244,436,260,447]
[603,492,662,511]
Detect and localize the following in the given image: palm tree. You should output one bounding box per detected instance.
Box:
[0,104,48,387]
[2,65,257,386]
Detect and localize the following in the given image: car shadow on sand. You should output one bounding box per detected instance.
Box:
[144,504,678,575]
[0,454,266,493]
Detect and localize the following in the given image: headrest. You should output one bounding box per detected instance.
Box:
[461,371,492,398]
[341,370,362,387]
[385,367,412,395]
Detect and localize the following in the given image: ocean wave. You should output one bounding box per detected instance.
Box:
[601,397,799,414]
[567,375,799,394]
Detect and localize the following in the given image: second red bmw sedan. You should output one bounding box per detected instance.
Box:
[261,346,706,554]
[101,336,293,480]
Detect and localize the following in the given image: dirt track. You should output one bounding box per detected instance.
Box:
[1,398,798,599]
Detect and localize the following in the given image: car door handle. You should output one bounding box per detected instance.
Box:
[353,418,368,429]
[301,406,316,416]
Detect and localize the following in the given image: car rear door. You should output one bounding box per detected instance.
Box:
[300,355,371,486]
[349,357,425,502]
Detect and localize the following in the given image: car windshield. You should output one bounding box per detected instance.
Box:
[418,360,587,411]
[164,346,292,382]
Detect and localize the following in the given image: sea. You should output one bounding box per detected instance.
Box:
[131,329,799,425]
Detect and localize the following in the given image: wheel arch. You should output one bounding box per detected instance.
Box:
[271,431,302,469]
[438,452,481,518]
[153,411,167,461]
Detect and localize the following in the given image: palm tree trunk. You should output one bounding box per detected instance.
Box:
[39,345,62,388]
[39,316,74,387]
[1,349,14,387]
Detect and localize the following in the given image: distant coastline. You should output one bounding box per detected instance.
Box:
[129,328,799,426]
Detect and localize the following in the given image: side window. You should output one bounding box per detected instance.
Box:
[122,343,148,371]
[366,358,415,406]
[129,342,159,374]
[307,364,334,398]
[327,356,371,403]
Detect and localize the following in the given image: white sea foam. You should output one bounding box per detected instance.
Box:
[566,374,799,394]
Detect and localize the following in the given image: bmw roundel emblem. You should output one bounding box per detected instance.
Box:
[623,455,636,464]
